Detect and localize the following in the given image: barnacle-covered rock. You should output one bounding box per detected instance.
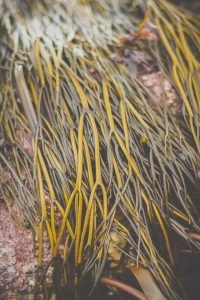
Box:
[0,202,36,299]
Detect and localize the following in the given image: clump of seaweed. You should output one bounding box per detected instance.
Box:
[0,1,199,299]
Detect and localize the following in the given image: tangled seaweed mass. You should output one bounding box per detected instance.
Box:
[0,0,199,299]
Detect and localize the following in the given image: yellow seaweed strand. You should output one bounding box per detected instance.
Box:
[34,39,45,86]
[152,203,174,265]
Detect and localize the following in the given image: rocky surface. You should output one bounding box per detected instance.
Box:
[0,202,37,299]
[140,72,182,115]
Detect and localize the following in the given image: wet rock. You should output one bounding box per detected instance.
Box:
[0,202,37,298]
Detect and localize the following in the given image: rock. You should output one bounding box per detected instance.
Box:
[0,202,38,297]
